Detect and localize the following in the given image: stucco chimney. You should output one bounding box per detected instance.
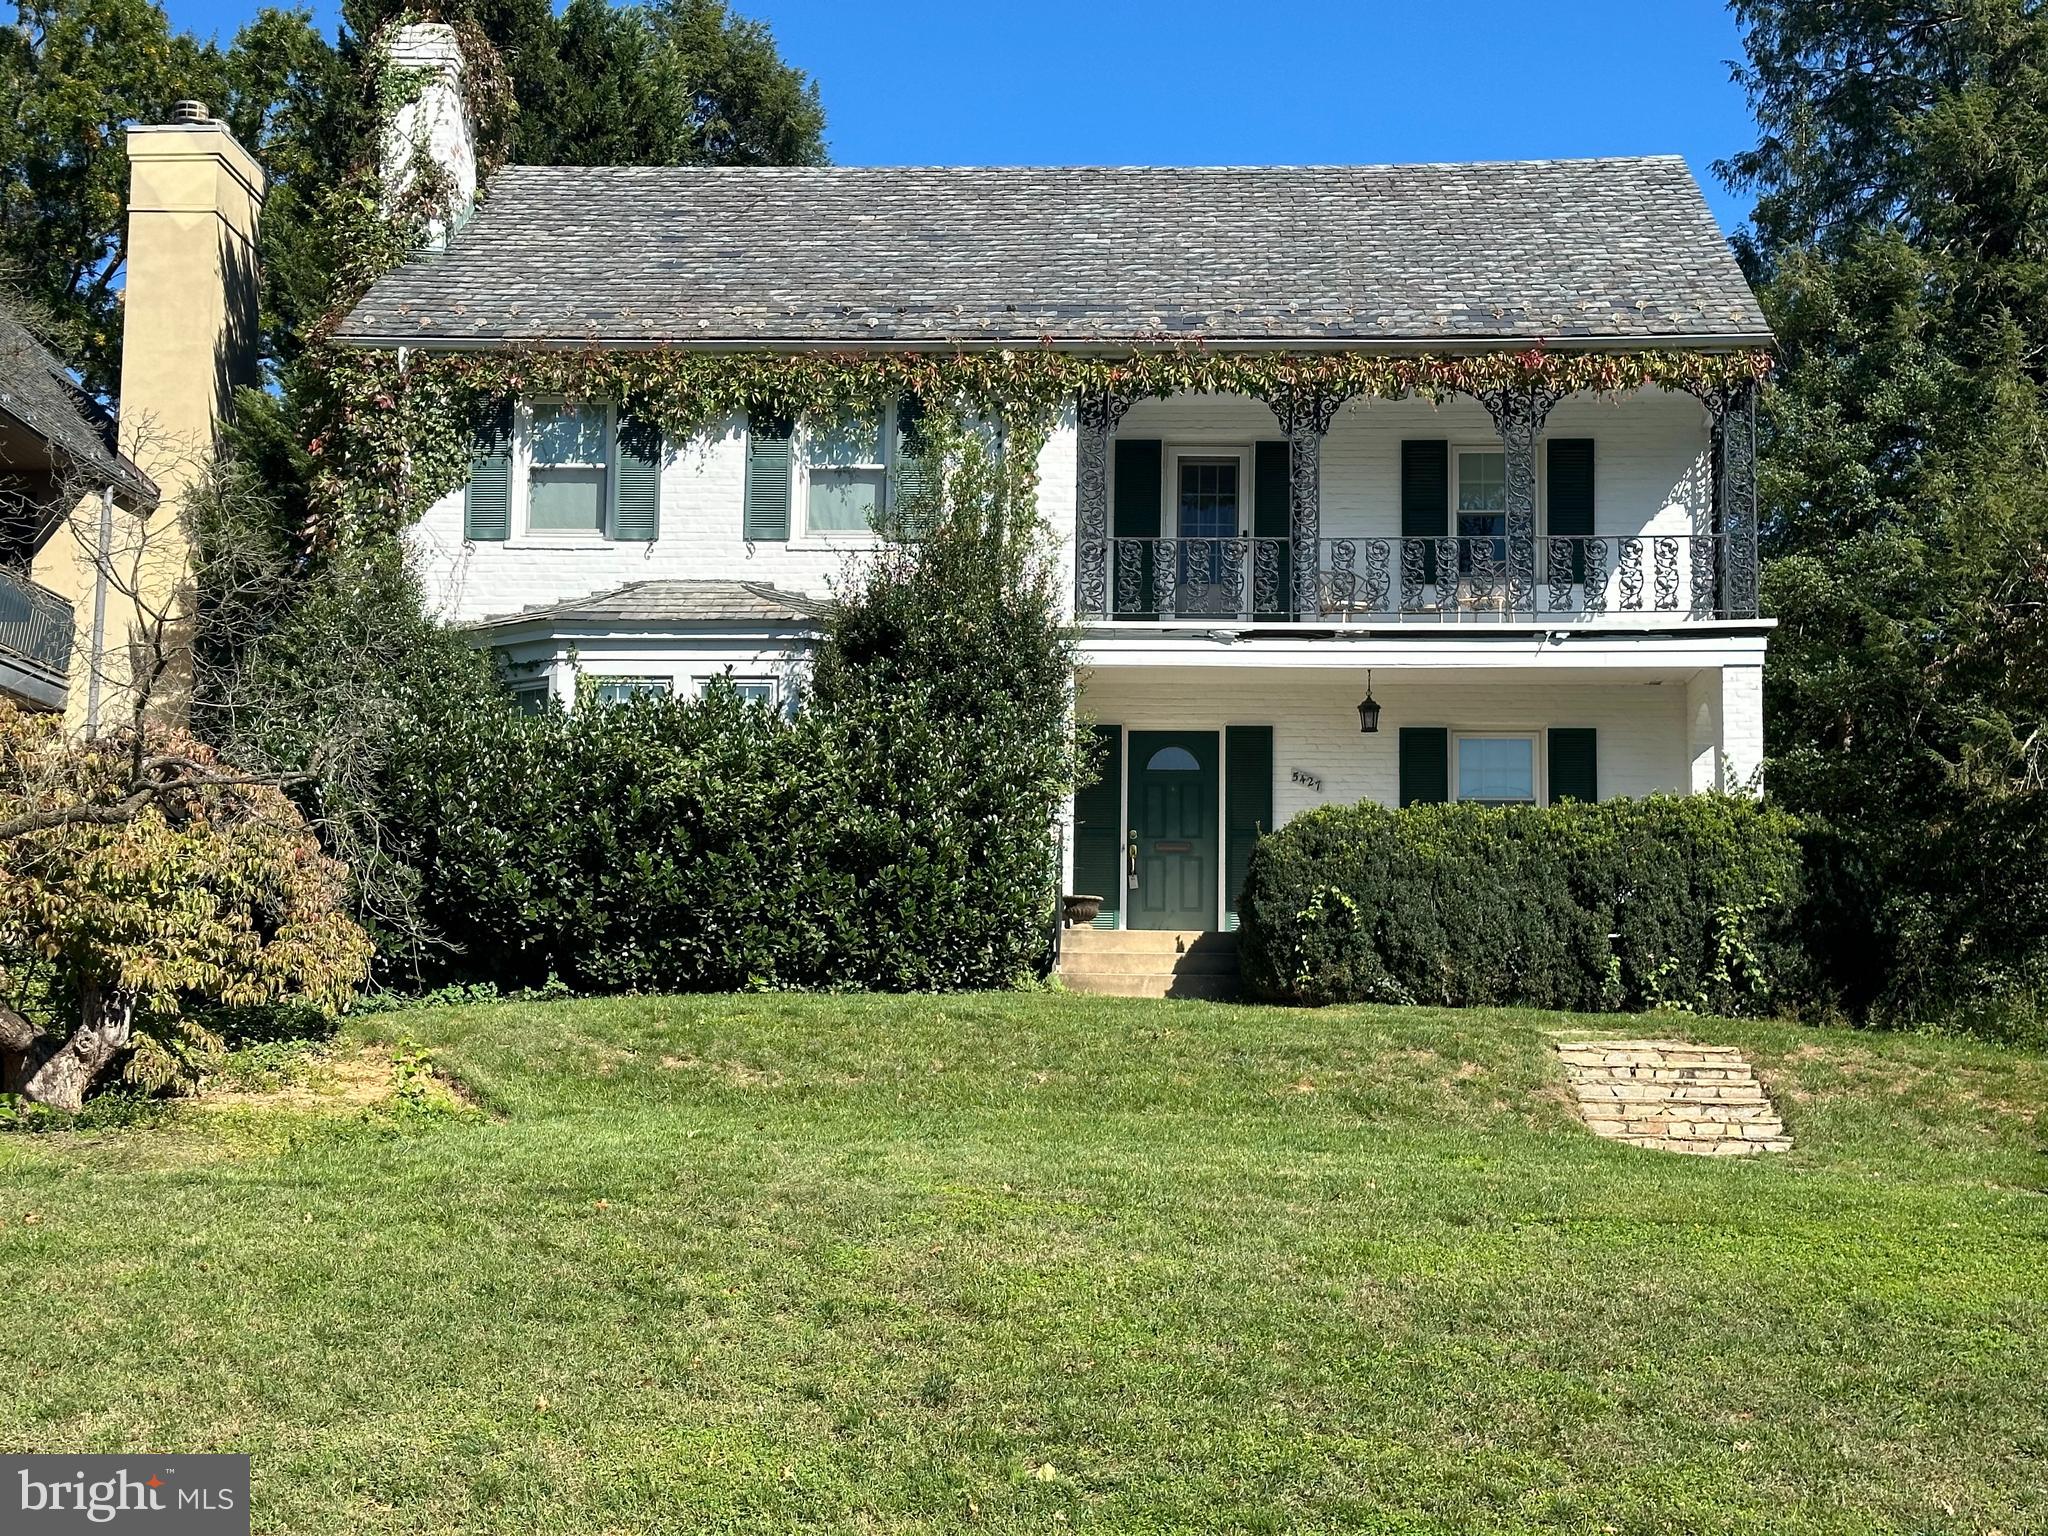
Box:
[380,22,478,250]
[33,101,264,729]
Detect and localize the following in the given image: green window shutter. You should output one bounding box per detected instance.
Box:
[463,422,511,542]
[891,394,930,534]
[1224,724,1273,933]
[1112,438,1162,620]
[1547,438,1595,583]
[744,415,793,542]
[1073,724,1124,928]
[1548,727,1599,804]
[1253,440,1292,621]
[613,420,661,541]
[1401,439,1448,587]
[1398,726,1449,807]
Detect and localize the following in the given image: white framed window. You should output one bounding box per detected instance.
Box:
[695,674,779,708]
[522,401,613,538]
[507,682,551,717]
[1162,445,1252,541]
[1453,732,1540,805]
[799,404,896,538]
[590,675,671,706]
[1453,446,1507,575]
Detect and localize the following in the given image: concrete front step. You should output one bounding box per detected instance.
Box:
[1061,970,1242,1001]
[1058,928,1241,999]
[1061,929,1236,955]
[1059,947,1241,978]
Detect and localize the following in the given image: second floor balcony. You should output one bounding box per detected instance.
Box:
[0,565,75,711]
[1073,379,1764,631]
[1080,532,1760,624]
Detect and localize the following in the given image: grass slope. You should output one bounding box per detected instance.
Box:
[1,995,2042,1534]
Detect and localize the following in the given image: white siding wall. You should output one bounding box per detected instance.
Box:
[412,417,848,624]
[1081,668,1693,826]
[1115,384,1712,544]
[410,392,1709,624]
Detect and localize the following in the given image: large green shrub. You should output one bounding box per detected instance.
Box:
[1239,795,1807,1015]
[375,425,1081,994]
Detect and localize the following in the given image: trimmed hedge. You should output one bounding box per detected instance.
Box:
[1238,796,1807,1014]
[372,501,1082,995]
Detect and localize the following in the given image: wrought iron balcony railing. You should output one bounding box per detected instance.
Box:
[0,566,76,680]
[1076,535,1761,623]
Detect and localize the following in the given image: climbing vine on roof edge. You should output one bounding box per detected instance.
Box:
[299,14,1770,547]
[306,341,1773,545]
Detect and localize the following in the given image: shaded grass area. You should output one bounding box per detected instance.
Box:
[1,994,2042,1534]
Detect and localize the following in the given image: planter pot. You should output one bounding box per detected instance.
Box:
[1063,893,1104,928]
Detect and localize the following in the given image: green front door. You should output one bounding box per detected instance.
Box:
[1129,730,1220,931]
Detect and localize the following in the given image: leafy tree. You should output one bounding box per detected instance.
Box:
[4,0,822,402]
[0,703,373,1111]
[0,0,222,395]
[1725,1,2048,1035]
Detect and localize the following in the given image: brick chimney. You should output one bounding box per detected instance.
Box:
[380,23,478,249]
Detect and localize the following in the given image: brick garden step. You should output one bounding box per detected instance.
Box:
[1555,1038,1790,1157]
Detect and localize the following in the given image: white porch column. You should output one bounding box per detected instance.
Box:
[1721,663,1765,792]
[1686,664,1765,794]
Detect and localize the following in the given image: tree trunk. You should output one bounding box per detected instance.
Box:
[0,1000,52,1095]
[21,984,136,1112]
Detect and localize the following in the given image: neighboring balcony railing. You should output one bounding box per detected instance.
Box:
[0,566,76,681]
[1076,535,1762,623]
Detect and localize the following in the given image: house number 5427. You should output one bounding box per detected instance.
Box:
[1290,769,1323,792]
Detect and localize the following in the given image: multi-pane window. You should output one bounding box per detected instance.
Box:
[1175,457,1241,540]
[804,407,890,535]
[591,676,669,706]
[1173,454,1244,615]
[528,403,611,535]
[696,675,778,707]
[1455,448,1507,575]
[508,683,551,717]
[1455,733,1538,805]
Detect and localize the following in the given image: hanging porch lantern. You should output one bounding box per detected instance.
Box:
[1358,670,1381,734]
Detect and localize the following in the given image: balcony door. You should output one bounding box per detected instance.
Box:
[1171,451,1246,617]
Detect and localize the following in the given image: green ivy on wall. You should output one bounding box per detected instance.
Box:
[301,16,1772,548]
[306,341,1773,543]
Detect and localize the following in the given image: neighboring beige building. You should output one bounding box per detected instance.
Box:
[13,101,265,731]
[0,311,158,713]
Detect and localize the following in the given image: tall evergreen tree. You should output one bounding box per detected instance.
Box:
[1724,0,2048,1034]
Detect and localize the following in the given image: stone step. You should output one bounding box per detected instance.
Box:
[1554,1037,1790,1157]
[1058,946,1241,978]
[1572,1082,1771,1104]
[1061,928,1237,957]
[1060,970,1241,1001]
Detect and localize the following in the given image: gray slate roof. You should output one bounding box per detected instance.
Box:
[0,309,158,505]
[474,578,818,631]
[337,158,1770,351]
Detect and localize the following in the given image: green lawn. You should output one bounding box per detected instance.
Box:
[2,994,2043,1535]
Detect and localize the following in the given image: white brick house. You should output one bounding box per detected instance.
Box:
[336,28,1772,935]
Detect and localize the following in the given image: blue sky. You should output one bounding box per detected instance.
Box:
[164,0,1760,235]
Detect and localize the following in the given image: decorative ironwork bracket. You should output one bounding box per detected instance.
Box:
[1075,388,1142,617]
[1683,378,1762,619]
[1464,382,1568,613]
[1261,386,1352,620]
